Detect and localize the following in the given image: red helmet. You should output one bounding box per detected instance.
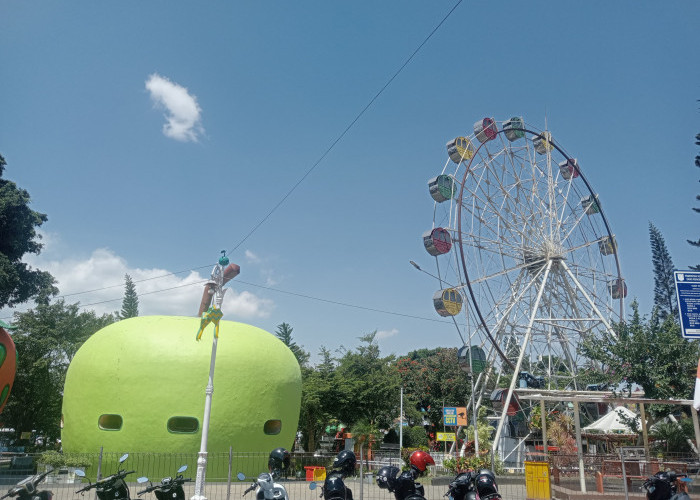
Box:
[409,450,435,472]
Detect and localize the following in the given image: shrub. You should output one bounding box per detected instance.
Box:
[38,451,92,470]
[443,455,504,475]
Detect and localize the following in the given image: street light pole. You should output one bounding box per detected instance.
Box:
[191,253,240,500]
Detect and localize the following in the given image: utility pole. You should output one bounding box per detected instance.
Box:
[191,252,240,500]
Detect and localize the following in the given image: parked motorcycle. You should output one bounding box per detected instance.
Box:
[75,453,135,500]
[443,469,502,500]
[238,447,292,500]
[238,472,289,500]
[376,451,433,500]
[643,470,692,500]
[136,465,191,500]
[313,450,356,500]
[0,469,53,500]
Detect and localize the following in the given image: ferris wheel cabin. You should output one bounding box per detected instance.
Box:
[558,158,580,180]
[598,235,617,256]
[503,116,525,142]
[581,194,601,215]
[473,117,498,143]
[446,137,475,164]
[428,175,457,202]
[433,288,463,317]
[608,278,628,299]
[533,131,553,154]
[423,227,452,256]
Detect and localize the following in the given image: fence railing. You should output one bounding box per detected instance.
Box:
[2,450,699,500]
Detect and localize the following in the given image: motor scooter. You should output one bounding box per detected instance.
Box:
[75,453,136,500]
[313,450,356,500]
[643,470,692,500]
[0,469,53,500]
[376,466,425,500]
[443,469,501,500]
[137,465,191,500]
[238,471,289,500]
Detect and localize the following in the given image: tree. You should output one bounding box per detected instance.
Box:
[297,346,339,452]
[397,347,472,428]
[3,300,114,444]
[688,133,700,271]
[117,274,139,319]
[649,222,677,320]
[580,301,700,420]
[274,322,309,367]
[334,332,399,429]
[0,154,57,308]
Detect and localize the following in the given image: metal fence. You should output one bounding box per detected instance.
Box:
[0,451,532,500]
[3,450,700,500]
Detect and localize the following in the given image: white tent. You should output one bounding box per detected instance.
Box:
[583,405,639,434]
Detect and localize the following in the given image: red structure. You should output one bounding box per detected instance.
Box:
[0,326,17,413]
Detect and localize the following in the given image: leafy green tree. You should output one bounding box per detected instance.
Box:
[649,222,677,320]
[402,425,429,448]
[117,274,139,319]
[3,300,114,444]
[297,346,339,452]
[396,347,472,428]
[580,301,700,420]
[334,332,399,429]
[0,154,57,308]
[275,322,309,367]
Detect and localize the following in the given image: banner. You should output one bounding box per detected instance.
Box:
[436,432,456,441]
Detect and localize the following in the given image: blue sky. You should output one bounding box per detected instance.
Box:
[1,1,698,363]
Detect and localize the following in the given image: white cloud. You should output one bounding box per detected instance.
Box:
[3,248,274,320]
[145,73,203,142]
[376,328,399,340]
[245,250,261,264]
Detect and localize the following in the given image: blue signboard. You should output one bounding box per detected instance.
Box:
[675,271,700,338]
[443,407,457,426]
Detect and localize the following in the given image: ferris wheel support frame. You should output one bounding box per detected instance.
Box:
[490,260,553,464]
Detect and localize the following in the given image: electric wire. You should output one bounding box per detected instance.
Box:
[7,0,465,307]
[225,0,463,255]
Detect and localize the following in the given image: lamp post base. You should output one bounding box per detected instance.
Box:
[191,452,209,500]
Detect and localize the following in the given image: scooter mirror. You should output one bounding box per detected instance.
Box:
[237,473,246,481]
[75,470,86,478]
[178,466,188,474]
[309,482,317,491]
[119,454,129,463]
[137,478,149,484]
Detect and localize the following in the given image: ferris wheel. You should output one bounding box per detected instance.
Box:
[424,116,626,401]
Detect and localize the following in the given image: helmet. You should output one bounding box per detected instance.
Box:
[333,450,356,476]
[323,474,347,500]
[268,447,290,473]
[409,450,435,473]
[474,469,499,499]
[376,466,400,491]
[643,473,673,500]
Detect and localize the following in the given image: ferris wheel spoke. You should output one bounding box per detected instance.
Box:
[458,235,527,261]
[559,260,616,337]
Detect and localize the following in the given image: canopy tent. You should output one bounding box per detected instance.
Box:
[583,406,639,435]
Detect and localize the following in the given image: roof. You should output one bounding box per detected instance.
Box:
[583,406,639,434]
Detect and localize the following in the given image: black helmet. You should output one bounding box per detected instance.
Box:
[333,450,356,476]
[474,469,499,500]
[643,473,673,500]
[376,466,399,491]
[323,475,347,500]
[268,447,290,473]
